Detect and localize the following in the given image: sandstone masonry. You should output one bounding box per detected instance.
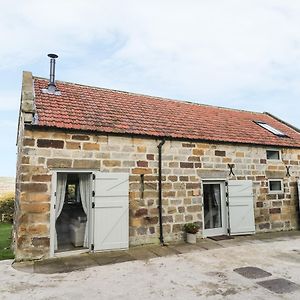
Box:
[14,126,300,260]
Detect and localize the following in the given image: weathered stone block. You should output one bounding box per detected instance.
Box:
[269,208,281,214]
[215,150,226,157]
[147,154,155,160]
[37,139,64,149]
[73,160,100,169]
[66,141,81,150]
[186,183,199,189]
[28,224,48,235]
[182,143,195,148]
[47,159,72,168]
[135,208,148,217]
[32,237,50,247]
[103,160,121,167]
[83,143,100,150]
[22,156,30,164]
[135,227,147,235]
[72,134,90,141]
[23,138,35,146]
[132,168,152,174]
[137,161,148,167]
[193,149,204,156]
[21,183,48,193]
[259,223,270,230]
[32,175,51,182]
[20,203,50,213]
[187,205,201,212]
[188,156,200,162]
[137,146,146,153]
[172,224,182,233]
[180,162,193,168]
[145,216,158,224]
[163,215,173,223]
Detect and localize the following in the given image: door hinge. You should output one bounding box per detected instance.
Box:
[54,204,56,209]
[92,190,95,197]
[54,192,56,197]
[91,244,94,251]
[92,174,95,180]
[226,192,229,198]
[226,201,229,207]
[225,181,228,187]
[92,202,95,208]
[227,228,231,235]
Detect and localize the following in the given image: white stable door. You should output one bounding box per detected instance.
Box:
[228,180,255,235]
[93,172,129,251]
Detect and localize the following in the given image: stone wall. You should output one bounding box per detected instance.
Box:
[15,127,300,260]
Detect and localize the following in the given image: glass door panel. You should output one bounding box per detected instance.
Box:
[203,182,227,236]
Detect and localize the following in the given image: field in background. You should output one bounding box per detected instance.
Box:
[0,177,15,196]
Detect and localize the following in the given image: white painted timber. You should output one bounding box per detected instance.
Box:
[228,180,255,235]
[93,172,129,251]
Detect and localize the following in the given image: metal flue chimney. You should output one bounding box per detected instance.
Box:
[47,53,58,93]
[42,53,61,95]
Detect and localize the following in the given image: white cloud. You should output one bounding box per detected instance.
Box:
[0,0,300,127]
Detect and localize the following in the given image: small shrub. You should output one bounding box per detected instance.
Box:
[0,193,14,223]
[183,222,200,234]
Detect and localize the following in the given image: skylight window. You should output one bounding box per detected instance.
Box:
[255,122,287,137]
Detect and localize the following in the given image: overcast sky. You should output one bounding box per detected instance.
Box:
[1,0,300,177]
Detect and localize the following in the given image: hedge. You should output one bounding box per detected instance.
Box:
[0,192,14,223]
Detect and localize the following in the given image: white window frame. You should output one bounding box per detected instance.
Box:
[266,149,281,161]
[268,179,284,194]
[201,180,227,237]
[256,121,287,137]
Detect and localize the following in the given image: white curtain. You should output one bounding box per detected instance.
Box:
[79,174,91,248]
[55,173,68,250]
[213,185,222,227]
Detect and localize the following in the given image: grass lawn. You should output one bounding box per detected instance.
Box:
[0,223,14,260]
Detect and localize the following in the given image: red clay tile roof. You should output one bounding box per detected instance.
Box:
[33,77,300,148]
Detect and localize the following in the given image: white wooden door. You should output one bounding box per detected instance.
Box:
[228,180,255,235]
[93,172,129,251]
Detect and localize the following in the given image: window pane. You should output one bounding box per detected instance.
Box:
[269,180,282,191]
[203,184,222,229]
[256,122,286,137]
[266,150,280,160]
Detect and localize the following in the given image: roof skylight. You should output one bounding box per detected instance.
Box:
[256,121,287,137]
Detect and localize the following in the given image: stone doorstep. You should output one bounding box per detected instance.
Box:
[12,230,300,274]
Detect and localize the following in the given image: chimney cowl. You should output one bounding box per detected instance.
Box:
[41,53,61,95]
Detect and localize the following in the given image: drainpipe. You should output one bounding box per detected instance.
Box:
[157,139,166,245]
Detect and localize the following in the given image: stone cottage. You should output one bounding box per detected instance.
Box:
[15,65,300,261]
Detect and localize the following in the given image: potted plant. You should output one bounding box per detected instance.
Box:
[183,222,200,244]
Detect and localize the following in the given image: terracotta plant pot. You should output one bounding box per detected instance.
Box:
[186,233,197,244]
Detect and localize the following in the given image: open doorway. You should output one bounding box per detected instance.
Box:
[55,173,91,253]
[203,181,227,237]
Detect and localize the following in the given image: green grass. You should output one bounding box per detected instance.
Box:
[0,223,14,260]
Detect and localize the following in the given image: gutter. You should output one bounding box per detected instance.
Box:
[157,139,166,245]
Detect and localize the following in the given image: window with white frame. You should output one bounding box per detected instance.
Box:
[255,121,287,137]
[266,149,281,160]
[268,179,283,193]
